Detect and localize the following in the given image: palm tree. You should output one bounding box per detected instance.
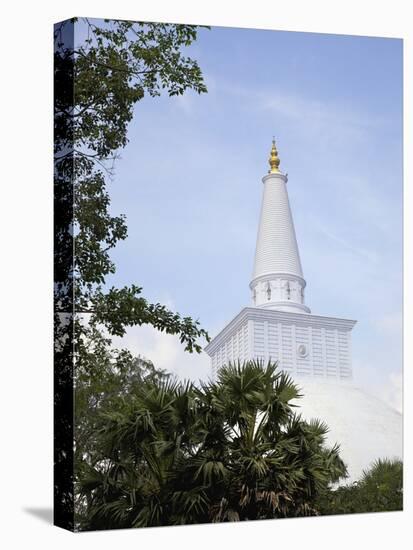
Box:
[77,377,201,529]
[77,360,347,530]
[191,360,346,521]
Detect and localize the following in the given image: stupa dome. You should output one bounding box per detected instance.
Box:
[294,378,403,482]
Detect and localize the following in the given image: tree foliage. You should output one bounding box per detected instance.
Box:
[77,360,347,530]
[54,17,209,352]
[54,17,209,529]
[316,458,403,515]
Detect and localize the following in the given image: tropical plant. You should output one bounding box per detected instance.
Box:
[74,326,171,475]
[316,458,403,515]
[77,360,347,530]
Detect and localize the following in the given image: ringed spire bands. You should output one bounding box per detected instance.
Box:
[250,140,310,313]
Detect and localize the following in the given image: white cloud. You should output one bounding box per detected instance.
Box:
[387,371,403,413]
[113,324,212,384]
[350,362,402,414]
[354,314,403,414]
[376,371,403,414]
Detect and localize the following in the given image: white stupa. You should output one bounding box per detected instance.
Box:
[205,140,402,481]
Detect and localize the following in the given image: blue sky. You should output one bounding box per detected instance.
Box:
[84,22,403,408]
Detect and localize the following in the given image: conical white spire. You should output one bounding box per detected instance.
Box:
[250,140,310,313]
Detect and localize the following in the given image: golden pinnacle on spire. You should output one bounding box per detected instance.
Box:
[268,138,281,174]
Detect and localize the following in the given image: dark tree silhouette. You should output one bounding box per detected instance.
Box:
[54,17,209,530]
